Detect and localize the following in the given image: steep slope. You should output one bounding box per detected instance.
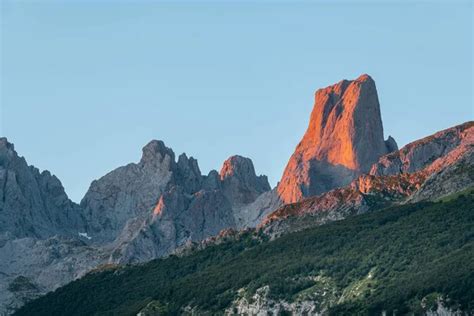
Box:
[370,121,473,176]
[219,155,270,206]
[80,140,178,243]
[263,122,473,236]
[107,154,271,264]
[0,138,93,314]
[0,138,85,240]
[277,74,397,204]
[0,237,105,315]
[15,192,474,316]
[0,139,271,313]
[81,141,271,245]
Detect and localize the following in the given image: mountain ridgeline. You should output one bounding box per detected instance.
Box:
[1,74,473,315]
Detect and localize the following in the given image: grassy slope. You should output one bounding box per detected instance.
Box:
[15,190,474,316]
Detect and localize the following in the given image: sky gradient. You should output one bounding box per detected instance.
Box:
[1,0,473,202]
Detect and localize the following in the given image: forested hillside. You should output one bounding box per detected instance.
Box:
[16,189,474,315]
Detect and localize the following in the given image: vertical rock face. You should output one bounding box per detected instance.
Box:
[100,150,270,263]
[277,74,397,203]
[0,138,85,240]
[220,155,271,205]
[80,140,271,250]
[81,140,177,243]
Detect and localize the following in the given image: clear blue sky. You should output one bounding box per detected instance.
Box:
[1,0,472,202]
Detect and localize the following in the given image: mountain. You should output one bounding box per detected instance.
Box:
[81,141,271,246]
[80,141,271,263]
[263,121,473,237]
[277,74,397,204]
[15,191,474,315]
[1,74,472,315]
[0,138,271,313]
[0,138,86,241]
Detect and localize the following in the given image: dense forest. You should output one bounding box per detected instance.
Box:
[15,189,474,315]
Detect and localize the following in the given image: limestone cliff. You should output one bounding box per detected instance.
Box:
[277,74,397,204]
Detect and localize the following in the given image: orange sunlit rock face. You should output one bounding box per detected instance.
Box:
[277,74,396,204]
[153,196,166,216]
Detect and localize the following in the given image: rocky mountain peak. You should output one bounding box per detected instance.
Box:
[0,137,14,151]
[220,156,270,191]
[277,74,396,204]
[0,138,18,165]
[220,155,254,178]
[385,136,398,152]
[140,140,175,166]
[177,153,202,194]
[219,155,271,205]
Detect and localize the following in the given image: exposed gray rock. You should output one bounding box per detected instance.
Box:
[176,153,202,194]
[0,138,85,240]
[220,155,270,206]
[225,285,325,316]
[81,140,177,243]
[233,189,282,228]
[408,144,474,203]
[202,170,221,191]
[0,236,106,315]
[109,186,236,264]
[81,142,271,245]
[106,154,272,264]
[385,136,399,153]
[370,122,473,176]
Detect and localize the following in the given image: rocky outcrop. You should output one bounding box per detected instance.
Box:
[0,138,86,240]
[77,140,272,263]
[263,122,474,237]
[81,141,271,245]
[225,285,325,316]
[109,187,236,263]
[277,74,397,204]
[105,154,272,264]
[0,236,106,315]
[370,122,473,176]
[220,155,270,206]
[81,140,177,243]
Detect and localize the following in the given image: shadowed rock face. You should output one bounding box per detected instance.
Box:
[220,155,271,206]
[277,74,397,204]
[0,138,85,240]
[105,152,271,264]
[80,140,177,243]
[79,140,271,260]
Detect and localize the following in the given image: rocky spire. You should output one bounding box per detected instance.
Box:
[140,140,176,167]
[277,74,396,203]
[219,155,270,205]
[177,153,202,194]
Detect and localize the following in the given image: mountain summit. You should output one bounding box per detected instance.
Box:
[277,74,397,203]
